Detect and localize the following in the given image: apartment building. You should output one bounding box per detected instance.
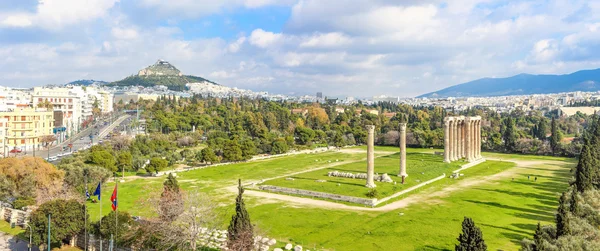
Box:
[0,107,53,154]
[31,87,84,135]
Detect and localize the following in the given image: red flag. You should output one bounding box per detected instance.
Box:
[110,185,117,211]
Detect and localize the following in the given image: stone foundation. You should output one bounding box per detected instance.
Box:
[259,185,377,206]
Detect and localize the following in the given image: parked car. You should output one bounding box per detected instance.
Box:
[9,148,22,153]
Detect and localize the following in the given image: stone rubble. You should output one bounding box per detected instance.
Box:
[194,228,276,251]
[327,171,393,183]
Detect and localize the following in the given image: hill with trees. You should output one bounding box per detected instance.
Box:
[107,59,218,91]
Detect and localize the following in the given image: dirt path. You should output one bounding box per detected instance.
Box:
[238,158,570,212]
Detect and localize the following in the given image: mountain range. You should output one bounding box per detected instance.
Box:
[418,68,600,98]
[106,60,218,91]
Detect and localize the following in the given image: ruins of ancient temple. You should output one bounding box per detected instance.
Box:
[443,116,482,163]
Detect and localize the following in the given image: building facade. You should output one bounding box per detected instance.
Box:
[0,107,53,154]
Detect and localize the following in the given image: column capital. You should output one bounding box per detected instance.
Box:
[399,123,407,131]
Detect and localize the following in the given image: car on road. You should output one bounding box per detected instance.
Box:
[80,137,84,140]
[9,148,22,153]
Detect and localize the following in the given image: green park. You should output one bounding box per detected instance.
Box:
[74,146,573,250]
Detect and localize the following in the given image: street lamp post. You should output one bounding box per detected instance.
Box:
[47,214,51,251]
[33,130,37,157]
[24,223,32,251]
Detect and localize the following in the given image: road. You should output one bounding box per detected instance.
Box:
[0,232,37,251]
[16,114,131,162]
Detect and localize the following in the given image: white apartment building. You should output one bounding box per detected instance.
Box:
[32,87,86,135]
[0,87,31,111]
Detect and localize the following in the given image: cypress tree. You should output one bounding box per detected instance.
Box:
[502,118,517,152]
[574,145,594,193]
[455,217,487,251]
[162,173,180,194]
[227,179,253,251]
[550,117,561,154]
[569,191,581,216]
[556,192,571,237]
[159,173,183,222]
[533,222,544,251]
[537,119,547,140]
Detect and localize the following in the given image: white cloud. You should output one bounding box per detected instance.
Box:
[111,27,139,40]
[228,37,246,53]
[1,14,32,27]
[249,29,281,48]
[1,0,119,29]
[139,0,293,18]
[531,39,558,62]
[299,32,351,48]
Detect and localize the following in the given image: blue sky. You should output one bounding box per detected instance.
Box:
[1,0,600,97]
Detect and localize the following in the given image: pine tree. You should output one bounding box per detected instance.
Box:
[574,145,594,193]
[550,117,562,154]
[556,192,571,237]
[455,217,487,251]
[227,179,254,251]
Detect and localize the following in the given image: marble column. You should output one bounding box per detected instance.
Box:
[443,118,450,163]
[477,119,482,159]
[475,119,480,159]
[465,117,472,162]
[448,118,454,161]
[366,125,376,188]
[463,119,467,159]
[453,119,458,161]
[458,118,463,159]
[399,123,407,180]
[460,117,466,159]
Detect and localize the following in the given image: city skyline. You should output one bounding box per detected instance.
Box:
[1,0,600,97]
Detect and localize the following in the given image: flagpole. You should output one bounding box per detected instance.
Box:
[99,181,102,251]
[84,174,87,251]
[115,174,118,247]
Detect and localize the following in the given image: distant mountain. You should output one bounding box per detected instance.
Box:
[107,59,218,91]
[68,79,109,86]
[418,68,600,98]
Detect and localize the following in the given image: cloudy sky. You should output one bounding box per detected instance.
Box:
[1,0,600,97]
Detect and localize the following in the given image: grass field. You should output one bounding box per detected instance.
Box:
[261,152,462,199]
[77,146,574,250]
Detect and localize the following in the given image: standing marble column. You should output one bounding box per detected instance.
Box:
[475,119,480,159]
[458,118,463,159]
[443,118,450,163]
[477,119,482,159]
[453,119,458,161]
[366,125,376,188]
[462,118,467,159]
[399,123,407,181]
[448,118,455,161]
[465,117,472,162]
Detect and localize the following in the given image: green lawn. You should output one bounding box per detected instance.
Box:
[0,221,24,237]
[62,146,574,250]
[250,159,571,250]
[261,152,462,199]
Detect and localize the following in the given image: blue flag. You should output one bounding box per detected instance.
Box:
[93,182,101,200]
